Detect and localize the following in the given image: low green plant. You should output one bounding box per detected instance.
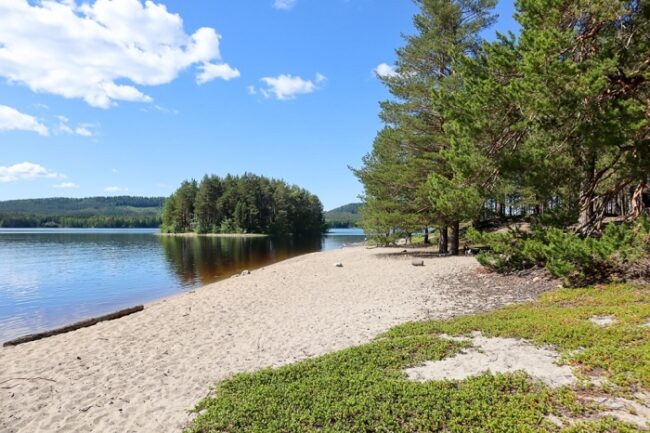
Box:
[187,285,650,433]
[467,218,650,287]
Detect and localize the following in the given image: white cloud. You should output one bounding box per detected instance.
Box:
[273,0,297,10]
[105,186,128,193]
[152,105,179,115]
[75,127,93,137]
[374,63,398,78]
[258,73,326,100]
[53,182,80,189]
[0,0,239,108]
[56,116,95,137]
[0,162,61,182]
[247,85,257,95]
[0,105,49,136]
[197,63,240,84]
[58,120,74,135]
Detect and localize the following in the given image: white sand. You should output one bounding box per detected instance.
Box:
[589,315,617,327]
[405,332,577,388]
[0,247,541,433]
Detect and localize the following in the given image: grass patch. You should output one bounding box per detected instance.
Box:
[187,285,650,433]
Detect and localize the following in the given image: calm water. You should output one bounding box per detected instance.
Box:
[0,228,365,343]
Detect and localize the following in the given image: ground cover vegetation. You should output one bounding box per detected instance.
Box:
[187,284,650,432]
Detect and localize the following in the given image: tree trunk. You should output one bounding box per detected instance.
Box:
[631,181,646,219]
[423,227,430,244]
[577,157,597,235]
[496,200,504,219]
[450,221,460,255]
[438,225,448,254]
[617,192,624,216]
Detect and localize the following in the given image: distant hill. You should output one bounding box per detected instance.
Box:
[0,196,165,228]
[325,203,362,228]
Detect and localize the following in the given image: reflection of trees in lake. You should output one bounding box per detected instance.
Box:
[159,235,323,287]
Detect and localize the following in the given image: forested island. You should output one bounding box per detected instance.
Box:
[0,196,164,228]
[161,173,325,236]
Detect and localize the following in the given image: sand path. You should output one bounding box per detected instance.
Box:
[0,247,546,433]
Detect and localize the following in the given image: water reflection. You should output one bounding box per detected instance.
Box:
[0,229,365,342]
[158,235,324,287]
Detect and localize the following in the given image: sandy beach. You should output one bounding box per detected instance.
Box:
[0,246,553,433]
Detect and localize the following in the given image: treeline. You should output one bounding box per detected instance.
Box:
[354,0,649,252]
[0,196,165,216]
[0,196,164,228]
[325,203,362,228]
[161,173,325,236]
[0,214,161,228]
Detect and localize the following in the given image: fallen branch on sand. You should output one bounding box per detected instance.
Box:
[2,305,144,347]
[0,377,57,385]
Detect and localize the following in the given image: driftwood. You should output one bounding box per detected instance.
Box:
[0,377,57,385]
[3,305,144,347]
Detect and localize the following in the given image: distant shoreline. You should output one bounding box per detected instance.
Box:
[156,232,269,238]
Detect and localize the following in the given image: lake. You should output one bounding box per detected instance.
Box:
[0,228,365,343]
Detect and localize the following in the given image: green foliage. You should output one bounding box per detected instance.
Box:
[353,0,498,242]
[0,196,164,228]
[427,171,484,224]
[188,284,650,432]
[386,285,650,391]
[355,0,650,245]
[161,173,325,236]
[468,219,650,286]
[324,203,362,228]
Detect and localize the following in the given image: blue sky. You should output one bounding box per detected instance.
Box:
[0,0,518,210]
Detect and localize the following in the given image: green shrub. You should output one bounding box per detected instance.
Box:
[467,218,650,287]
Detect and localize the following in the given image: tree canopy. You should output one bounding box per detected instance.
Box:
[161,173,326,236]
[354,0,649,250]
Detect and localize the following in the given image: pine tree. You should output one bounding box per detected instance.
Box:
[354,0,497,252]
[511,0,649,233]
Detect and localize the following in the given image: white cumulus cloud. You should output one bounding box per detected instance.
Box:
[258,73,326,100]
[0,162,62,182]
[105,186,128,193]
[273,0,297,10]
[53,182,80,189]
[197,63,240,84]
[0,105,49,136]
[374,63,398,78]
[0,0,239,108]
